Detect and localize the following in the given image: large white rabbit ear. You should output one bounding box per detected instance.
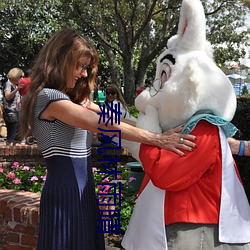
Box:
[177,0,206,50]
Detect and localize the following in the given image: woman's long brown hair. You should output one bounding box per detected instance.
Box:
[105,84,128,110]
[19,28,98,138]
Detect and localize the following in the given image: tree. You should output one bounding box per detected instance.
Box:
[0,0,248,104]
[205,0,249,65]
[0,0,70,77]
[60,0,249,103]
[242,85,249,95]
[241,0,250,9]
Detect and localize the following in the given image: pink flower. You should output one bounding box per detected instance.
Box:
[40,176,46,181]
[129,177,137,182]
[102,177,109,183]
[12,162,19,169]
[12,178,22,184]
[116,192,123,198]
[0,168,4,173]
[6,172,15,179]
[30,168,36,173]
[104,185,111,191]
[30,176,38,181]
[117,175,122,180]
[22,166,30,171]
[92,167,97,173]
[99,190,108,194]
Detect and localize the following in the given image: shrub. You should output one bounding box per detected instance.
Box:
[93,164,137,233]
[128,104,139,118]
[0,162,137,234]
[0,162,46,193]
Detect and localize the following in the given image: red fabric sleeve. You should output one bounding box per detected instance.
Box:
[139,120,220,191]
[19,77,31,96]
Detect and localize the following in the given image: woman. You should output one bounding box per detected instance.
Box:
[3,67,24,146]
[19,28,196,250]
[105,83,136,121]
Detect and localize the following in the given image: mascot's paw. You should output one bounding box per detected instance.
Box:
[137,105,162,133]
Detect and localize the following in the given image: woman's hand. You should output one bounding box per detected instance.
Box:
[227,137,239,155]
[227,137,250,156]
[157,126,197,156]
[18,83,24,90]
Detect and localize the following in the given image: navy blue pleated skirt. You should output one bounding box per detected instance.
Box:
[37,156,105,250]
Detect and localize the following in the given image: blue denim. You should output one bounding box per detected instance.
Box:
[5,121,19,142]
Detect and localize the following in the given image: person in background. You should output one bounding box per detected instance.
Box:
[0,78,6,104]
[0,79,6,125]
[105,83,137,122]
[3,68,24,146]
[228,137,250,156]
[19,69,31,96]
[19,28,196,250]
[17,69,32,145]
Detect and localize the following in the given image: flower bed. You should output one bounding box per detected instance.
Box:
[93,165,137,233]
[0,162,137,247]
[0,162,46,193]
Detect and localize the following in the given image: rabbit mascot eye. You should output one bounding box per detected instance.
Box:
[121,0,250,249]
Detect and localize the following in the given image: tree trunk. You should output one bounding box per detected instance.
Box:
[102,43,121,85]
[123,57,135,105]
[135,60,148,88]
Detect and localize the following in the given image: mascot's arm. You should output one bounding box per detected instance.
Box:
[139,120,220,191]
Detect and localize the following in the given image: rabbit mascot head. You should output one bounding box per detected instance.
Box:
[122,1,250,250]
[134,0,236,134]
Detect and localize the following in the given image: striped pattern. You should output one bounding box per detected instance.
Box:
[33,88,92,158]
[42,146,91,158]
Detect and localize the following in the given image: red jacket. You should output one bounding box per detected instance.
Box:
[139,120,242,225]
[19,77,31,96]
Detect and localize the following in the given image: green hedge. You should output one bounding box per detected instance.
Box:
[231,95,250,202]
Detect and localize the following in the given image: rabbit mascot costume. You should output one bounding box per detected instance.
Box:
[121,0,250,249]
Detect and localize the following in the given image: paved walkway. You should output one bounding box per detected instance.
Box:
[106,246,121,250]
[105,236,123,250]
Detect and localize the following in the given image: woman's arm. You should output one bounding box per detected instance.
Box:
[227,137,250,156]
[89,100,137,126]
[4,84,23,101]
[42,99,196,156]
[88,100,101,112]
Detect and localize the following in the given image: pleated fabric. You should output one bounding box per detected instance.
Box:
[37,157,104,250]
